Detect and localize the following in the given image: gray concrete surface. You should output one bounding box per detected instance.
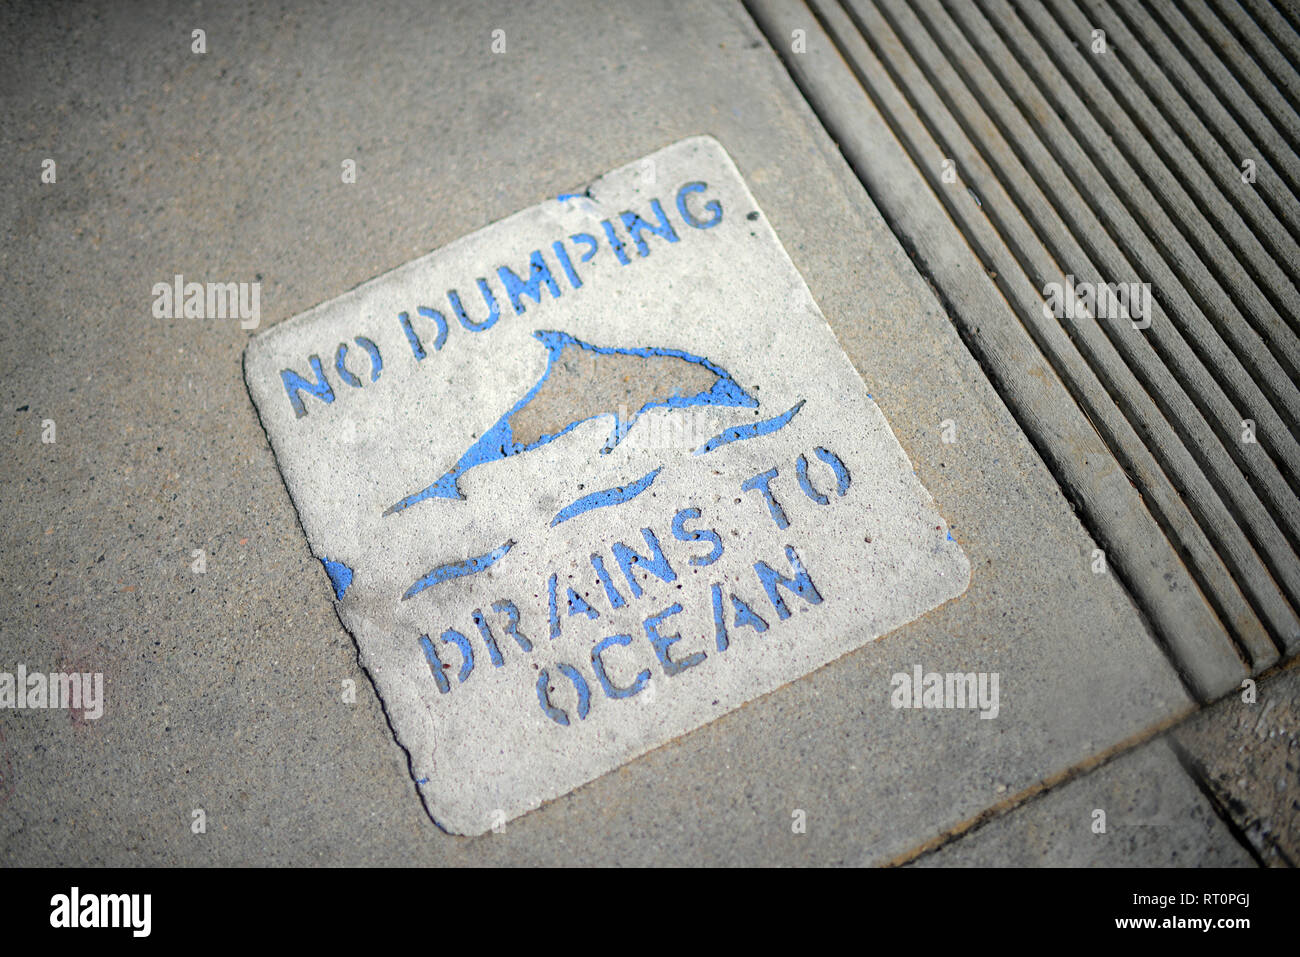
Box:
[746,0,1300,693]
[1173,663,1300,866]
[0,0,1200,865]
[912,739,1254,867]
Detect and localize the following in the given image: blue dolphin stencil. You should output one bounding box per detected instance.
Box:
[384,330,757,515]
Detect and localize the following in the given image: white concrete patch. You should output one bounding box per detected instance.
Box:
[244,136,969,835]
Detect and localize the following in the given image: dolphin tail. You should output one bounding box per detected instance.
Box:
[383,469,465,515]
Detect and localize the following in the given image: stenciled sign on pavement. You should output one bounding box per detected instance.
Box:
[245,136,969,835]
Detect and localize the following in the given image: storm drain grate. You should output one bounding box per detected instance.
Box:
[748,0,1300,699]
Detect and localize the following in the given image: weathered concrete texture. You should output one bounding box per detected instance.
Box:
[1172,665,1300,867]
[746,0,1300,690]
[912,740,1254,867]
[0,0,1186,865]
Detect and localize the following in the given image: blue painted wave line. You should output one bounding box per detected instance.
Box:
[694,400,806,455]
[550,467,662,527]
[402,540,515,601]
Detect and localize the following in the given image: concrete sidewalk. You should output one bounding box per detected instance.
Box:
[915,663,1299,868]
[0,0,1292,865]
